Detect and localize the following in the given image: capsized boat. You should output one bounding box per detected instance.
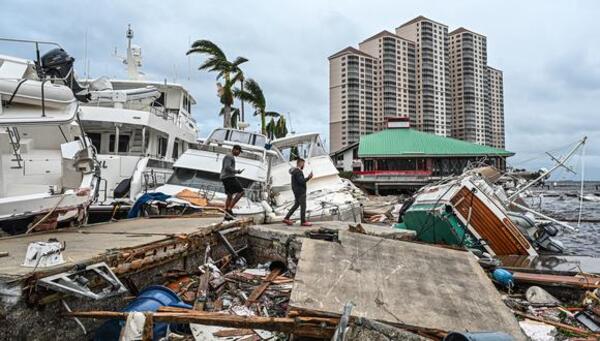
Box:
[396,166,572,257]
[396,136,588,257]
[0,40,99,234]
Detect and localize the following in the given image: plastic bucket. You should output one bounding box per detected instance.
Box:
[94,285,192,341]
[444,331,515,341]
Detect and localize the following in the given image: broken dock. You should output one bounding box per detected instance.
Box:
[0,217,527,340]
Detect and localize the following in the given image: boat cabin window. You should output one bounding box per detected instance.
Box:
[109,134,130,153]
[167,168,254,192]
[172,141,179,159]
[87,133,102,152]
[182,95,191,113]
[158,136,168,157]
[153,92,165,107]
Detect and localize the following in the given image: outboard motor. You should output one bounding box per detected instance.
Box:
[39,48,89,102]
[534,223,565,253]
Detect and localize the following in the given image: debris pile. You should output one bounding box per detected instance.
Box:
[107,255,299,340]
[493,268,600,339]
[162,259,294,320]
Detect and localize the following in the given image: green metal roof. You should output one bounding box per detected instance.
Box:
[358,128,514,157]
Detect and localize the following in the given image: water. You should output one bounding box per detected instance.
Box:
[529,181,600,256]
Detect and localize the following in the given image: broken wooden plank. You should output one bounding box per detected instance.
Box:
[512,272,600,289]
[512,311,600,337]
[142,312,153,341]
[213,328,254,337]
[194,270,211,310]
[246,268,282,305]
[65,310,337,338]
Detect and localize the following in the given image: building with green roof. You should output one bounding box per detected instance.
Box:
[331,119,513,193]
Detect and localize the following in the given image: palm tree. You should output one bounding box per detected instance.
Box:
[220,107,240,128]
[234,79,280,135]
[187,40,247,128]
[266,116,288,139]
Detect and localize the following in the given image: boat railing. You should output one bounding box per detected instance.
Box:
[142,169,172,191]
[191,183,264,203]
[193,143,265,162]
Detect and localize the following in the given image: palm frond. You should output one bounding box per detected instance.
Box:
[198,57,223,71]
[231,56,249,68]
[265,111,280,117]
[233,88,255,103]
[242,79,266,110]
[231,71,244,84]
[187,40,226,60]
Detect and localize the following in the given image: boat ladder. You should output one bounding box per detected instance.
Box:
[5,127,23,169]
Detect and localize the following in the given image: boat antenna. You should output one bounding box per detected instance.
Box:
[577,142,586,228]
[507,136,587,202]
[187,36,192,81]
[84,29,89,79]
[125,24,139,80]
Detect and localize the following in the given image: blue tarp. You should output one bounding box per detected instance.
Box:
[127,192,171,219]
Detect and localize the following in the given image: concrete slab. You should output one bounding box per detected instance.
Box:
[289,231,526,339]
[248,221,414,243]
[0,217,221,277]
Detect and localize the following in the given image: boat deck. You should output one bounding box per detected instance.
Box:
[0,217,222,278]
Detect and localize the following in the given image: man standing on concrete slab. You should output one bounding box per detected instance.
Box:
[283,158,313,226]
[221,145,244,220]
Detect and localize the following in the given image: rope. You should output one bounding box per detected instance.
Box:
[25,195,66,234]
[4,79,27,107]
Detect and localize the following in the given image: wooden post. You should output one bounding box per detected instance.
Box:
[142,312,153,341]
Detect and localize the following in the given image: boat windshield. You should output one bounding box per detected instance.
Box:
[167,168,254,192]
[273,136,328,164]
[207,129,267,148]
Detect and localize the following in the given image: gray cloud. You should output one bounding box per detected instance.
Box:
[2,0,600,178]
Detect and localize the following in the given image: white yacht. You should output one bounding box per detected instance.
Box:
[0,40,99,234]
[152,129,363,223]
[79,26,198,219]
[269,133,363,223]
[155,128,273,222]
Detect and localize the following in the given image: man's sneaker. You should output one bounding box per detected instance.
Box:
[282,219,294,226]
[224,209,235,221]
[301,222,313,227]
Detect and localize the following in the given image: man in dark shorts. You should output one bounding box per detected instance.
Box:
[220,145,244,220]
[282,158,313,226]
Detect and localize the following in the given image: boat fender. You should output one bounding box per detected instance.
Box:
[492,268,513,288]
[260,200,274,213]
[114,178,131,199]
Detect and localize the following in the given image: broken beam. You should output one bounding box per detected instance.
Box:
[512,272,600,289]
[513,311,599,337]
[246,268,282,305]
[65,311,337,339]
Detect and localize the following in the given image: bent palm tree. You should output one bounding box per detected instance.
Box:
[234,79,279,135]
[187,40,247,128]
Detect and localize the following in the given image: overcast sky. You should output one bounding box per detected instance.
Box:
[2,0,600,178]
